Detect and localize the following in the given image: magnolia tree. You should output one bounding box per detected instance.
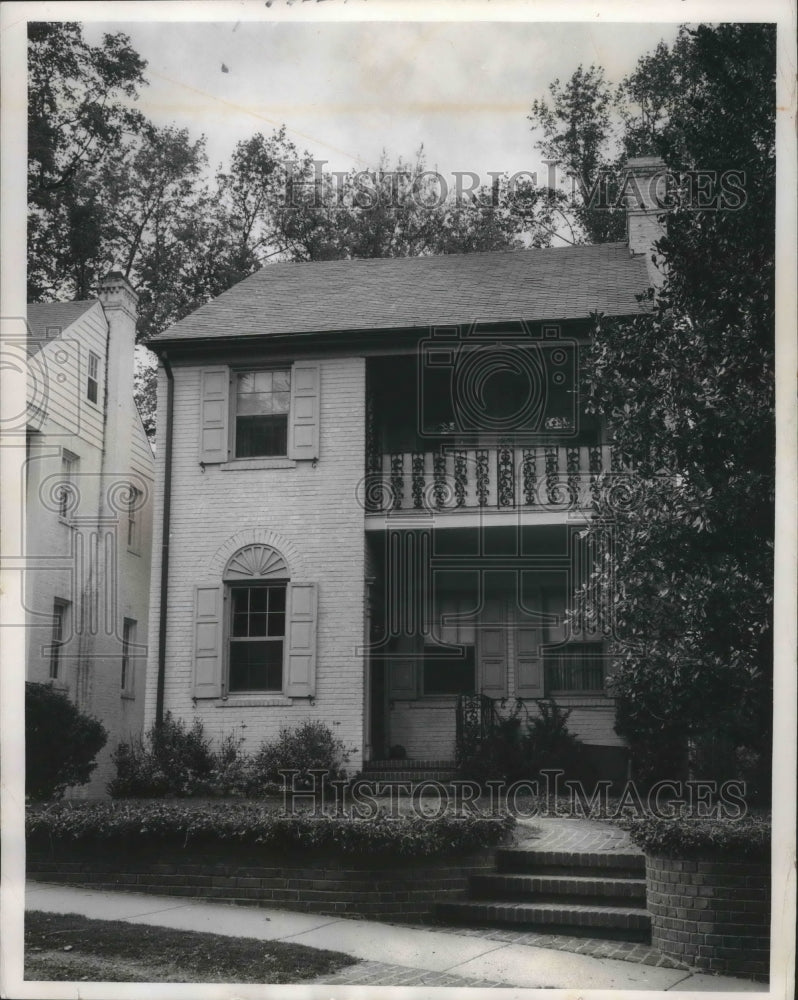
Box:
[561,24,775,793]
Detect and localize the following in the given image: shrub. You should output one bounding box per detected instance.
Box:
[522,700,596,786]
[109,713,243,798]
[26,800,515,857]
[458,700,595,787]
[621,814,771,859]
[250,720,352,793]
[26,682,107,801]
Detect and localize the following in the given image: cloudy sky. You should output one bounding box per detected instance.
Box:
[81,16,682,182]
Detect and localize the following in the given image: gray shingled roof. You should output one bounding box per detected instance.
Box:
[27,300,97,356]
[150,243,651,344]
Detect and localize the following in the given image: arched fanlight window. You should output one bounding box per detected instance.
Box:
[224,543,288,581]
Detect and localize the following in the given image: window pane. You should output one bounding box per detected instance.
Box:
[249,588,268,612]
[237,392,274,416]
[273,370,290,392]
[229,641,283,691]
[231,589,249,613]
[237,373,256,394]
[232,612,249,637]
[254,371,273,393]
[235,415,288,457]
[269,587,286,612]
[267,611,285,637]
[250,613,268,637]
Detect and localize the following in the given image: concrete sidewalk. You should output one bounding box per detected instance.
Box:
[26,881,764,991]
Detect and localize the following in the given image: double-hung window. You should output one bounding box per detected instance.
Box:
[87,351,100,404]
[121,618,136,696]
[228,582,287,691]
[49,600,68,679]
[59,450,78,519]
[126,486,141,552]
[198,364,320,464]
[234,370,291,458]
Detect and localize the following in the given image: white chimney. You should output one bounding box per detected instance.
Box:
[97,271,138,459]
[624,156,667,288]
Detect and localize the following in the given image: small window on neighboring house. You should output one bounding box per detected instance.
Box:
[49,600,68,679]
[87,351,100,404]
[228,582,287,691]
[59,450,78,519]
[121,618,136,697]
[234,370,291,458]
[126,486,141,552]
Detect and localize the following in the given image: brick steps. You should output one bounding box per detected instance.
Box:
[355,772,459,783]
[471,873,647,903]
[436,899,651,939]
[359,760,459,784]
[435,845,650,943]
[496,849,645,878]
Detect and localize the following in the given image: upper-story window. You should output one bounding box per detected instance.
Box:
[87,351,100,404]
[59,449,78,519]
[234,370,291,458]
[126,486,142,552]
[198,363,320,465]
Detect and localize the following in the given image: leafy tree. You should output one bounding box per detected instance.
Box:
[27,22,147,300]
[573,24,775,791]
[26,682,108,800]
[529,65,627,243]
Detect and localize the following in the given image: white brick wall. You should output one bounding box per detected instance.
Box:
[145,356,367,771]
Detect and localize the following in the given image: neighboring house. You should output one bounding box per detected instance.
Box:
[143,159,664,783]
[25,274,154,795]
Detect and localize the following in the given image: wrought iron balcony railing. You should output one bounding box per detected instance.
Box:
[364,444,618,513]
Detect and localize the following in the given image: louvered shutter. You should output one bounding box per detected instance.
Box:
[516,627,545,698]
[284,582,317,697]
[479,627,507,697]
[199,368,229,463]
[388,660,417,699]
[288,363,320,460]
[193,586,222,698]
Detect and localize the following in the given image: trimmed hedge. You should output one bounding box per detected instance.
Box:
[622,815,770,859]
[27,801,515,858]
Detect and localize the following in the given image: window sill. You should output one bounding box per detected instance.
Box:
[121,691,136,701]
[216,695,293,707]
[220,458,296,471]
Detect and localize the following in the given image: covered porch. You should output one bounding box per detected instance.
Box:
[363,524,628,781]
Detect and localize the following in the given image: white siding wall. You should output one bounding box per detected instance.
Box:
[25,301,154,796]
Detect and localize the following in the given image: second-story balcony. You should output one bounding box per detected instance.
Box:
[364,443,619,515]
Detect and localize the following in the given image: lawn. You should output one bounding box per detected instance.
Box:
[25,910,357,983]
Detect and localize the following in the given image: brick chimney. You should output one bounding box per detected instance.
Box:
[97,272,138,464]
[623,156,667,288]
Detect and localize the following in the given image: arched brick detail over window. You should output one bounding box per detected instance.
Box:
[207,527,306,579]
[224,544,288,581]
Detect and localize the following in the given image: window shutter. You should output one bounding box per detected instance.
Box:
[516,627,544,698]
[193,586,222,698]
[388,659,417,700]
[479,627,507,698]
[288,363,320,460]
[285,582,317,697]
[199,368,229,463]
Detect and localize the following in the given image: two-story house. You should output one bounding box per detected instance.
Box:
[143,159,663,784]
[25,274,154,795]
